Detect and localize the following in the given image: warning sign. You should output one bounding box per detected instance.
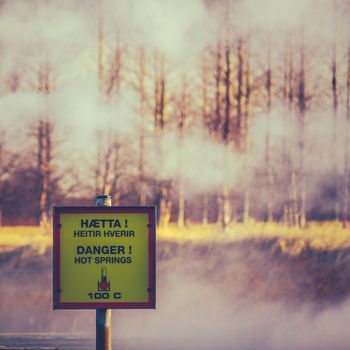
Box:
[53,206,156,309]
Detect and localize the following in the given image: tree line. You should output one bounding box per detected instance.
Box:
[1,7,350,229]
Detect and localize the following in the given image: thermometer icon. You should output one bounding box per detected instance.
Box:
[97,267,110,291]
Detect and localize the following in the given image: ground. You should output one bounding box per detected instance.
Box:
[1,223,350,349]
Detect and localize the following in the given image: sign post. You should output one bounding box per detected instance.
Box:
[53,199,156,349]
[95,194,112,350]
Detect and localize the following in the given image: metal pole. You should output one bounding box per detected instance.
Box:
[96,308,111,350]
[96,194,112,350]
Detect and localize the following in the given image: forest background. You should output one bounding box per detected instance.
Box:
[0,0,349,231]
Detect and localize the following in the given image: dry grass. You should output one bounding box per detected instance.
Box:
[0,226,50,253]
[158,221,350,251]
[1,221,350,253]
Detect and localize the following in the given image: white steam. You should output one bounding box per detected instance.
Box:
[116,273,350,350]
[0,0,349,200]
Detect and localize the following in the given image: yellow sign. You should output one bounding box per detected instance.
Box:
[53,206,156,309]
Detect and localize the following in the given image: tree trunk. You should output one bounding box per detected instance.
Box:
[202,194,209,225]
[331,45,340,221]
[201,54,210,226]
[236,39,244,149]
[243,51,251,224]
[214,40,222,137]
[154,54,172,226]
[286,41,299,227]
[297,46,307,228]
[289,163,299,226]
[219,39,235,228]
[37,64,51,228]
[177,181,185,228]
[138,48,147,205]
[265,42,274,222]
[159,183,172,227]
[343,47,350,228]
[221,185,231,229]
[177,76,188,227]
[214,41,223,225]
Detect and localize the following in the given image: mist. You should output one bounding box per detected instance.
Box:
[1,1,350,347]
[3,239,350,349]
[118,282,350,350]
[0,0,349,201]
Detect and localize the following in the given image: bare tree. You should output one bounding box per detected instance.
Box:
[331,42,340,221]
[283,38,299,227]
[243,47,252,224]
[297,43,307,228]
[220,38,235,228]
[0,134,17,226]
[106,36,122,98]
[201,51,211,225]
[214,40,223,139]
[176,75,190,227]
[137,47,148,205]
[213,40,224,226]
[265,40,274,222]
[94,11,124,201]
[235,39,244,150]
[153,53,172,226]
[37,63,53,227]
[343,47,350,227]
[95,136,122,203]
